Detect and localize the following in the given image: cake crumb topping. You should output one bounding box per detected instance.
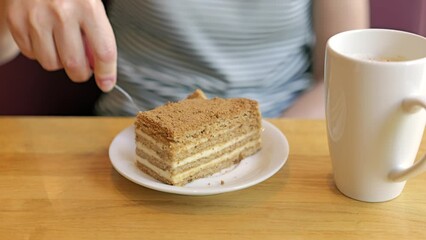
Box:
[136,97,260,139]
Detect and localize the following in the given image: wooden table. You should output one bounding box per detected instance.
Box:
[1,117,425,239]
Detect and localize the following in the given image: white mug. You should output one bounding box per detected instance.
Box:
[325,29,426,202]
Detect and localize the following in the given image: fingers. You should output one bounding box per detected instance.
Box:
[81,4,117,92]
[6,4,35,59]
[54,22,92,82]
[5,0,116,91]
[28,10,62,71]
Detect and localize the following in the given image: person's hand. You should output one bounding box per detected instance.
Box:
[5,0,117,92]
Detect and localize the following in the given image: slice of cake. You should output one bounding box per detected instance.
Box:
[134,90,262,186]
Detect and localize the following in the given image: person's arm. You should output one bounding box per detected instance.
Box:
[0,0,19,65]
[281,0,370,118]
[3,0,117,92]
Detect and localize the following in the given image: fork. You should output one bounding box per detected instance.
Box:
[113,84,141,111]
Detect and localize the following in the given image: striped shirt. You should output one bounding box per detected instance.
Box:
[96,0,314,117]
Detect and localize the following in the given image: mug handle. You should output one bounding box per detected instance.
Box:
[389,97,426,182]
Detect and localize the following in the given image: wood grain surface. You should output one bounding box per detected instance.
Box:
[0,117,425,240]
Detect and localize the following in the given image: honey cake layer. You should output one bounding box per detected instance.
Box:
[135,98,260,142]
[135,121,260,162]
[136,139,261,186]
[136,130,261,172]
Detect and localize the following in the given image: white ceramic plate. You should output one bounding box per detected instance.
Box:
[109,120,289,195]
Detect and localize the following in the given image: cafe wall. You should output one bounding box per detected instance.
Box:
[370,0,426,36]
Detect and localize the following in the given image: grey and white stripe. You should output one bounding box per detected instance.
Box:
[96,0,314,117]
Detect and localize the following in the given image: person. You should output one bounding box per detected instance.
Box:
[0,0,369,118]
